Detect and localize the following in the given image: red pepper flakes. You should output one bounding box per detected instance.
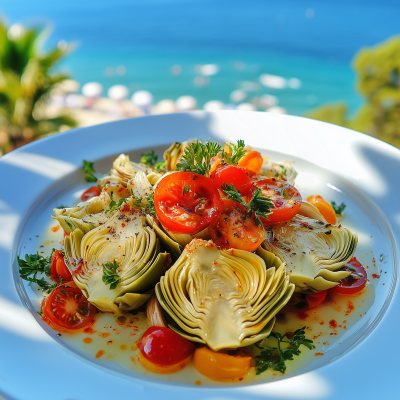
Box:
[298,312,309,321]
[107,340,113,345]
[345,300,355,316]
[315,352,324,357]
[51,225,60,232]
[100,332,110,338]
[329,319,337,329]
[319,321,325,325]
[372,273,380,279]
[83,337,92,344]
[96,350,105,358]
[121,223,126,227]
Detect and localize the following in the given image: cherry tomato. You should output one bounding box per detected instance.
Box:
[330,257,367,295]
[139,327,195,369]
[81,186,100,202]
[238,150,263,175]
[209,199,266,252]
[154,172,221,235]
[210,165,252,196]
[50,250,72,282]
[193,347,251,381]
[307,195,336,225]
[285,290,327,312]
[250,178,302,225]
[42,284,96,330]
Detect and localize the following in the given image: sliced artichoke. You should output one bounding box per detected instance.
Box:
[262,215,357,293]
[127,171,153,201]
[109,154,147,186]
[259,160,298,185]
[156,239,294,351]
[63,200,170,314]
[52,181,130,234]
[163,139,197,171]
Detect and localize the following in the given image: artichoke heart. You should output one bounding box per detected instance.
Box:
[156,239,294,351]
[127,171,153,201]
[163,139,197,171]
[109,154,147,186]
[259,160,298,185]
[64,202,169,314]
[52,181,130,234]
[262,215,357,293]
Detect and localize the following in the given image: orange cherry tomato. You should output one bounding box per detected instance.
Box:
[138,327,195,372]
[193,347,251,381]
[330,257,367,295]
[81,186,100,202]
[210,165,252,196]
[238,150,263,175]
[250,179,302,225]
[154,172,221,235]
[307,195,337,224]
[42,284,96,330]
[209,199,266,252]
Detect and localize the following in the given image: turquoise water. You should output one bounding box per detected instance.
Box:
[2,0,400,115]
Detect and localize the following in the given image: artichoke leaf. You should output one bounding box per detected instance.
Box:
[156,239,294,351]
[163,139,198,171]
[109,154,147,186]
[262,215,356,293]
[297,201,327,223]
[127,171,153,204]
[63,203,167,315]
[259,160,298,185]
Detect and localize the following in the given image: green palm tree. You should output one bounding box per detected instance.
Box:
[0,21,77,154]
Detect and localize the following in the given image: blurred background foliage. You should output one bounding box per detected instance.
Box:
[0,21,76,154]
[306,37,400,148]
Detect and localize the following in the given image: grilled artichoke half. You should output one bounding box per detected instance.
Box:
[259,160,298,185]
[156,239,294,351]
[262,215,357,293]
[63,200,170,314]
[52,181,130,234]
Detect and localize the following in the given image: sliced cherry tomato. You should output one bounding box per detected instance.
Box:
[63,230,69,237]
[50,250,72,282]
[285,290,327,312]
[210,165,252,196]
[238,150,263,175]
[250,178,302,225]
[154,172,221,235]
[81,186,100,202]
[330,257,367,295]
[193,347,251,381]
[307,195,336,225]
[42,284,96,330]
[138,327,195,371]
[209,199,266,252]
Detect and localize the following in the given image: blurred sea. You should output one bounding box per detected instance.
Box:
[2,0,400,115]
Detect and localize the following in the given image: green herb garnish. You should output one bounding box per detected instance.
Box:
[221,183,274,226]
[183,185,191,195]
[55,205,68,209]
[65,220,73,229]
[102,260,121,290]
[155,160,166,172]
[140,150,158,166]
[18,251,60,292]
[82,160,98,182]
[255,327,315,374]
[105,196,127,213]
[176,140,222,176]
[221,140,246,165]
[331,201,346,215]
[145,194,156,216]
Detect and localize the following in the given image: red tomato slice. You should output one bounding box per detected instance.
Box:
[42,284,96,330]
[81,186,100,202]
[154,172,221,235]
[210,165,252,196]
[139,327,195,367]
[330,257,367,295]
[209,199,266,252]
[285,290,327,312]
[250,178,301,225]
[50,250,72,282]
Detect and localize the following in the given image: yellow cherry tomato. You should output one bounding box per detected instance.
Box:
[307,195,337,224]
[193,347,251,381]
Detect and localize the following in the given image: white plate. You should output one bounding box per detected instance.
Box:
[0,111,399,400]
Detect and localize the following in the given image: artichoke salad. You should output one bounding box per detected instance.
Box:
[19,138,367,383]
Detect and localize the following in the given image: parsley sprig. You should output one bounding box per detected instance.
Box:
[18,251,60,292]
[176,140,222,176]
[145,194,156,216]
[105,196,127,213]
[140,150,158,166]
[255,327,315,374]
[82,160,98,182]
[221,183,274,226]
[331,201,346,215]
[221,140,246,165]
[102,261,121,290]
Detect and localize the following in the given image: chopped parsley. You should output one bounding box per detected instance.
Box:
[18,251,60,292]
[145,194,156,216]
[221,183,274,226]
[82,160,98,182]
[155,160,166,172]
[55,205,68,209]
[183,185,191,195]
[102,260,121,290]
[140,150,158,166]
[255,327,315,374]
[176,140,222,176]
[105,196,127,213]
[331,201,346,215]
[221,140,246,165]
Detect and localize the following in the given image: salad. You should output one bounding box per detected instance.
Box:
[18,139,369,383]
